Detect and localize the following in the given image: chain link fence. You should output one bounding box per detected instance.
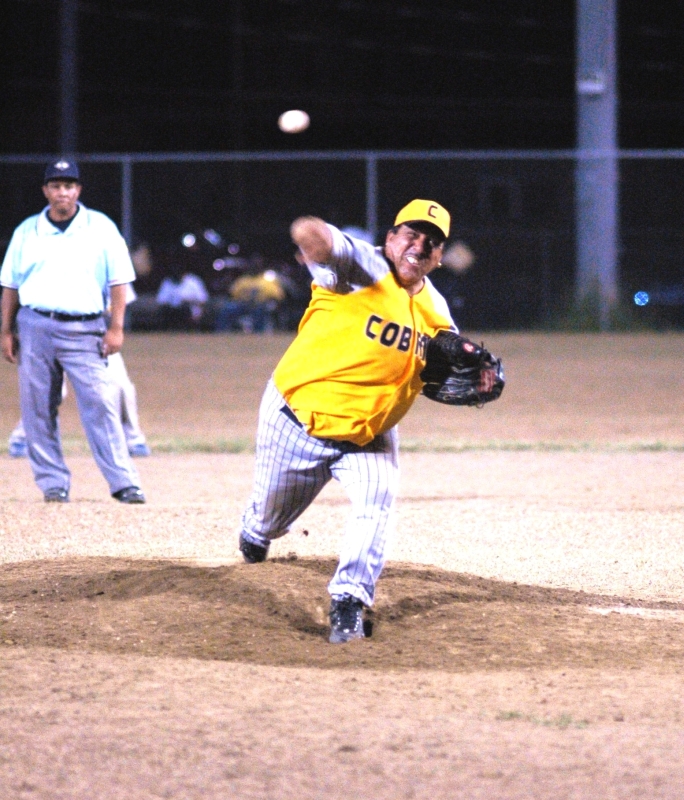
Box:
[1,151,683,330]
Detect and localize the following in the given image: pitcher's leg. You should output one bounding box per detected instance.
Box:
[240,380,333,548]
[327,427,399,607]
[16,310,71,493]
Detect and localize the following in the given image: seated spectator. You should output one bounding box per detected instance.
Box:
[156,268,209,329]
[215,267,286,333]
[428,240,475,325]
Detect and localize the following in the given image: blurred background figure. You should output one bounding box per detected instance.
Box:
[7,420,28,458]
[155,265,209,330]
[214,256,286,333]
[129,243,154,294]
[130,243,153,282]
[109,282,151,457]
[428,240,476,327]
[107,349,151,457]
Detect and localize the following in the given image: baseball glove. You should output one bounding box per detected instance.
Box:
[420,330,505,407]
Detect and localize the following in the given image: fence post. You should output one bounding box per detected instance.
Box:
[540,230,553,326]
[121,156,133,246]
[365,154,378,244]
[575,0,619,330]
[59,0,78,155]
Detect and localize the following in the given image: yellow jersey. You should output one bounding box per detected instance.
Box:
[273,225,456,445]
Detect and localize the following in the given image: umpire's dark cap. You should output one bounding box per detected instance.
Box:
[44,158,80,184]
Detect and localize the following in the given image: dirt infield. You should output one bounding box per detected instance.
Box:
[1,332,684,799]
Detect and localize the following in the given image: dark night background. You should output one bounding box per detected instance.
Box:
[3,0,683,153]
[2,1,684,329]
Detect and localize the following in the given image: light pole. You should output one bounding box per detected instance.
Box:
[59,0,78,155]
[575,0,619,330]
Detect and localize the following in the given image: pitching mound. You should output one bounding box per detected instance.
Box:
[2,556,683,672]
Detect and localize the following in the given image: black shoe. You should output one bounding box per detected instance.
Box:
[239,533,269,563]
[44,488,69,503]
[113,486,146,504]
[329,595,365,644]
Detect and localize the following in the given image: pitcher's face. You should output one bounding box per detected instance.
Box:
[384,224,444,295]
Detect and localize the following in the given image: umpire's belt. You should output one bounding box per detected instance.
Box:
[31,308,103,322]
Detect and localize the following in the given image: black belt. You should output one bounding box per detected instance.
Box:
[280,404,303,427]
[31,308,103,322]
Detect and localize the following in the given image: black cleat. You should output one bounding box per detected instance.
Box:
[113,486,146,504]
[44,488,69,503]
[329,595,365,644]
[239,533,269,563]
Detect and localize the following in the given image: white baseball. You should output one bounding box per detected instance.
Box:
[278,109,310,134]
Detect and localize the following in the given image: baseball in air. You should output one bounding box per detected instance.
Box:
[278,109,310,133]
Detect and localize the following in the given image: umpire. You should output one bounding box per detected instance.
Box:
[0,158,145,504]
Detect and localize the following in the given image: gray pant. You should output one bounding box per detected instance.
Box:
[16,306,140,495]
[9,352,147,450]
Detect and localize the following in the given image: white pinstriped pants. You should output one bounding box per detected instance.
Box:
[240,378,399,607]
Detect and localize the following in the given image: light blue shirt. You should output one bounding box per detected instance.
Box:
[0,203,136,315]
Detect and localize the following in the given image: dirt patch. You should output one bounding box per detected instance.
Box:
[2,557,684,672]
[2,333,684,798]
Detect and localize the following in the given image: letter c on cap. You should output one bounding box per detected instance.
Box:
[428,204,438,219]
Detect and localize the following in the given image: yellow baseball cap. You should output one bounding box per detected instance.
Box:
[394,199,450,240]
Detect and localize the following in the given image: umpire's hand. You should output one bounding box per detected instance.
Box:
[1,331,18,364]
[102,283,128,357]
[1,287,20,364]
[101,326,124,357]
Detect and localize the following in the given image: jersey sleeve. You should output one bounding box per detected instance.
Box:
[306,224,390,294]
[92,211,136,286]
[0,221,30,289]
